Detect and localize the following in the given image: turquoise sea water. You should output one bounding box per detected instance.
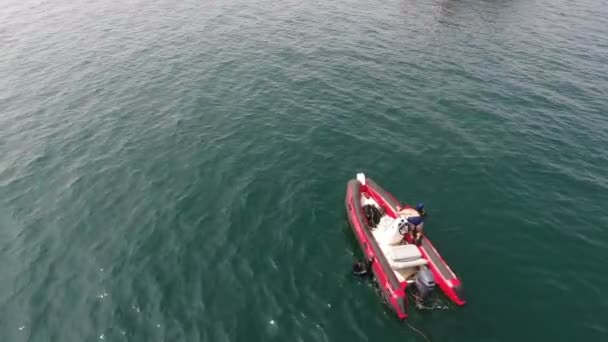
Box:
[1,0,607,341]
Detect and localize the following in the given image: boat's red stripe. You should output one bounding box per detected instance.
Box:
[420,239,466,306]
[365,178,400,218]
[345,180,408,318]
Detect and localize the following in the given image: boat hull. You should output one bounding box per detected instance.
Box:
[345,179,408,318]
[345,176,466,319]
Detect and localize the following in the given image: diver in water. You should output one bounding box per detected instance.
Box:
[352,257,374,276]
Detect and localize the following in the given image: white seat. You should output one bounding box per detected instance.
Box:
[391,258,428,269]
[391,245,421,261]
[388,245,428,270]
[375,217,406,246]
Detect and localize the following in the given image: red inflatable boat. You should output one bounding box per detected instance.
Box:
[345,173,465,319]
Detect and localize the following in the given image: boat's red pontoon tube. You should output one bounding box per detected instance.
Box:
[345,173,465,319]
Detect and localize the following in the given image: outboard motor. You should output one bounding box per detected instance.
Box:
[415,266,436,301]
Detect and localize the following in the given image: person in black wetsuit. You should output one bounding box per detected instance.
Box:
[352,257,374,276]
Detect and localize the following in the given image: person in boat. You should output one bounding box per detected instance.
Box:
[415,202,427,217]
[407,215,424,246]
[398,207,425,245]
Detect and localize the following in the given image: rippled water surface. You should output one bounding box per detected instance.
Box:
[2,0,607,341]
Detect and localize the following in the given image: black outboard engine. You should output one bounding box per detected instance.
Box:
[414,266,436,302]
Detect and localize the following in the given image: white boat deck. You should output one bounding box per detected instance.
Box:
[362,194,427,283]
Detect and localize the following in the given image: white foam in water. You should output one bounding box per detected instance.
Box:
[266,318,278,336]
